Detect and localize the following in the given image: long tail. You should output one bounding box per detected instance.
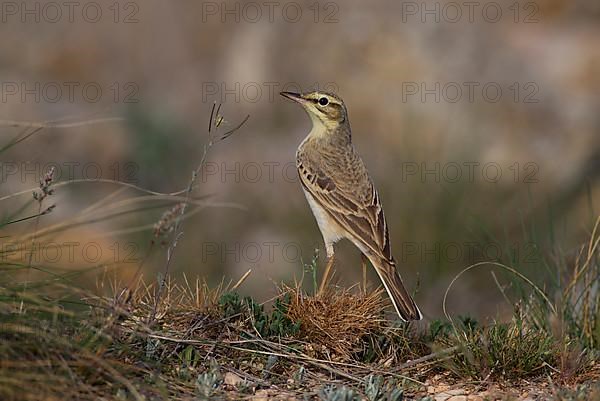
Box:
[369,255,422,321]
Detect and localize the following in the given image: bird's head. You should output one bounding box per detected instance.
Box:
[280,90,348,132]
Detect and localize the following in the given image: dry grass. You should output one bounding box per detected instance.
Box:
[284,284,388,360]
[1,268,600,401]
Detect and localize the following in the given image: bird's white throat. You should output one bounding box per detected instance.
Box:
[305,109,342,141]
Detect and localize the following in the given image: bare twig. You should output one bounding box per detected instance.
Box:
[149,104,249,325]
[0,117,123,153]
[231,269,253,291]
[0,117,123,129]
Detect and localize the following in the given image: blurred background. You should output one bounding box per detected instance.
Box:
[1,0,599,319]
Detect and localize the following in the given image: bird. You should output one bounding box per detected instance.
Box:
[280,90,422,321]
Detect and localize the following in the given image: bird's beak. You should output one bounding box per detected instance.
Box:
[280,91,305,103]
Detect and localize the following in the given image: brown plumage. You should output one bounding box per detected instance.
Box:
[281,90,422,321]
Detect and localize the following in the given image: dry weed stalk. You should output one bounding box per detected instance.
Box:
[150,104,249,325]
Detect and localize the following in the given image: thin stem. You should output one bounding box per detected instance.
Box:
[149,104,249,325]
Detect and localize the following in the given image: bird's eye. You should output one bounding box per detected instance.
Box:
[318,97,329,106]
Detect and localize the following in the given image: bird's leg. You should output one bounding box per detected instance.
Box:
[318,254,335,295]
[361,253,369,294]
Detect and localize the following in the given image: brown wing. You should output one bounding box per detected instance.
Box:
[296,143,392,262]
[297,141,423,321]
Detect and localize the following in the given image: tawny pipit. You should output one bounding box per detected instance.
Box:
[281,90,422,321]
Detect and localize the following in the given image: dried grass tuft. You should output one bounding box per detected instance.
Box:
[284,283,389,360]
[92,275,227,339]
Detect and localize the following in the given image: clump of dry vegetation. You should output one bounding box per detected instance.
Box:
[285,284,388,360]
[91,276,432,382]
